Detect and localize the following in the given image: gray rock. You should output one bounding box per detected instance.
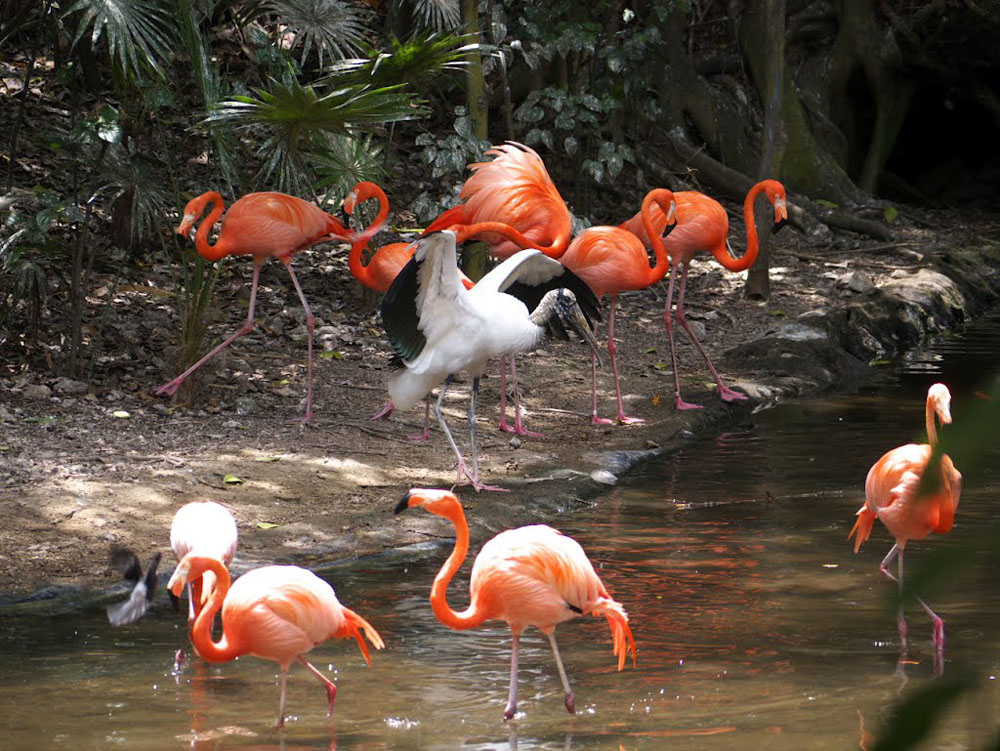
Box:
[53,378,88,396]
[24,384,52,400]
[589,469,618,485]
[846,271,875,293]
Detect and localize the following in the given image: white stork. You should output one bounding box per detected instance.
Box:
[379,230,601,491]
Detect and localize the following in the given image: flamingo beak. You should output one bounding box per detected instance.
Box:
[394,491,414,514]
[167,562,189,598]
[176,214,196,237]
[662,201,678,237]
[773,198,789,233]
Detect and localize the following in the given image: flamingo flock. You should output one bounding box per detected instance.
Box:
[118,142,965,729]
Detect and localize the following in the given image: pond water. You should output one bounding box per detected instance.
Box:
[2,313,999,751]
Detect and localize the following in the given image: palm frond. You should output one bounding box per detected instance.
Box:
[403,0,460,31]
[312,133,385,199]
[99,147,174,247]
[64,0,174,80]
[261,0,369,67]
[323,32,479,91]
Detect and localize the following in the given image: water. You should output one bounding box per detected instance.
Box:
[2,315,999,750]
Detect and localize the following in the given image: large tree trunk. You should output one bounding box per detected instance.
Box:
[462,0,489,141]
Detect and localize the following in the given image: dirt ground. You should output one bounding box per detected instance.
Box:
[2,206,999,607]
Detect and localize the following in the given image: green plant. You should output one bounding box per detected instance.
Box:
[258,0,370,67]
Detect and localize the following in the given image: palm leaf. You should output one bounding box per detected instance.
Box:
[261,0,369,67]
[400,0,460,30]
[324,32,478,91]
[64,0,174,80]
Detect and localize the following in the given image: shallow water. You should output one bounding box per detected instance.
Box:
[2,315,999,751]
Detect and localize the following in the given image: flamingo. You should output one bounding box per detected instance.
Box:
[157,191,354,421]
[167,555,384,728]
[170,500,238,623]
[849,383,962,651]
[559,188,676,424]
[427,141,573,436]
[379,230,601,491]
[621,180,788,409]
[395,487,636,719]
[106,548,162,626]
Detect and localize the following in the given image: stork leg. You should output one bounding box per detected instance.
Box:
[466,375,508,492]
[594,295,643,425]
[547,632,576,714]
[673,265,746,405]
[298,655,338,717]
[285,262,316,422]
[156,262,263,398]
[503,632,521,720]
[664,264,702,410]
[407,398,432,442]
[499,356,544,437]
[436,377,500,491]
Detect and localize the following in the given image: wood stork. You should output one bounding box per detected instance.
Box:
[379,230,601,491]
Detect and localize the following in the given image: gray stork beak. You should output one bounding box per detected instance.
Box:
[558,290,603,368]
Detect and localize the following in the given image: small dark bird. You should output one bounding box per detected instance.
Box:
[106,547,162,626]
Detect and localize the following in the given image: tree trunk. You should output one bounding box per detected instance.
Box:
[744,0,787,299]
[462,0,489,141]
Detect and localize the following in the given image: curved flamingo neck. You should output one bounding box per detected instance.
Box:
[714,182,769,272]
[191,192,231,262]
[641,188,674,285]
[429,501,487,631]
[450,221,568,258]
[347,183,390,286]
[188,557,242,663]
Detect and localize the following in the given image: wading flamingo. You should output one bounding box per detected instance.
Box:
[427,142,574,435]
[106,548,161,626]
[621,180,788,409]
[849,383,961,651]
[170,500,238,623]
[559,188,676,424]
[379,231,601,491]
[168,555,384,728]
[395,488,636,719]
[157,191,354,421]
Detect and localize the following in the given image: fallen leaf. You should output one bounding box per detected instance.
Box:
[319,351,343,360]
[254,456,281,463]
[256,521,280,530]
[223,474,244,484]
[643,346,657,355]
[112,410,131,418]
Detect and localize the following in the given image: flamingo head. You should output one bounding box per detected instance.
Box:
[167,554,216,598]
[762,180,789,232]
[176,193,216,237]
[175,212,197,237]
[395,488,462,519]
[928,383,953,425]
[341,187,360,215]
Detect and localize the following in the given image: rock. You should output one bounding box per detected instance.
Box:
[508,436,522,449]
[590,469,618,485]
[234,397,257,415]
[53,378,89,396]
[846,271,875,293]
[24,384,52,400]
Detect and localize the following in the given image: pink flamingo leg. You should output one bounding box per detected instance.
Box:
[663,264,703,410]
[277,668,290,729]
[595,295,643,425]
[499,356,544,437]
[503,632,521,720]
[156,262,263,398]
[407,398,432,442]
[673,264,747,404]
[371,400,394,420]
[298,655,338,716]
[547,632,576,714]
[880,545,945,653]
[285,263,316,422]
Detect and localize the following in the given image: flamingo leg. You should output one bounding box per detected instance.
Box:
[882,545,945,651]
[547,632,576,715]
[407,398,432,442]
[277,668,290,729]
[879,544,908,644]
[285,263,316,422]
[156,262,263,398]
[504,632,521,720]
[673,265,747,404]
[298,655,338,716]
[663,264,702,410]
[499,356,544,437]
[595,295,643,425]
[589,351,601,423]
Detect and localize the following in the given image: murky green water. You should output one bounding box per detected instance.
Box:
[2,315,999,751]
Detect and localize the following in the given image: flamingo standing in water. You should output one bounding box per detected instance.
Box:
[170,500,238,624]
[849,383,962,651]
[395,488,636,719]
[559,188,676,424]
[168,555,384,728]
[380,231,601,491]
[621,180,788,409]
[427,142,574,435]
[158,191,354,421]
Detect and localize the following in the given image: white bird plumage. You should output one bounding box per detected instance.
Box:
[170,500,238,622]
[380,230,601,491]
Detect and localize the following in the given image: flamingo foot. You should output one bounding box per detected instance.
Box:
[931,617,945,651]
[172,649,187,674]
[503,701,517,721]
[564,690,576,714]
[717,385,748,403]
[591,416,616,425]
[499,420,545,438]
[370,400,394,421]
[155,378,184,397]
[326,682,338,716]
[675,397,704,411]
[407,427,431,442]
[616,415,645,425]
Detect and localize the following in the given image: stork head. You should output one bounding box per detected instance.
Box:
[537,288,603,368]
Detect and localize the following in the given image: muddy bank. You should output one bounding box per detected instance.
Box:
[1,233,998,614]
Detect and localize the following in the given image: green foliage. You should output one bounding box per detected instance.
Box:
[324,32,477,92]
[401,0,461,31]
[259,0,369,67]
[63,0,175,82]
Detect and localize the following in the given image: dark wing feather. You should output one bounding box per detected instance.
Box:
[380,253,425,363]
[109,546,143,584]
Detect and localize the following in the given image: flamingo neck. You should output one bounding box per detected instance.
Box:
[926,396,939,447]
[347,184,390,287]
[188,558,243,663]
[192,193,231,262]
[429,502,487,631]
[452,221,567,258]
[714,182,768,272]
[641,188,674,285]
